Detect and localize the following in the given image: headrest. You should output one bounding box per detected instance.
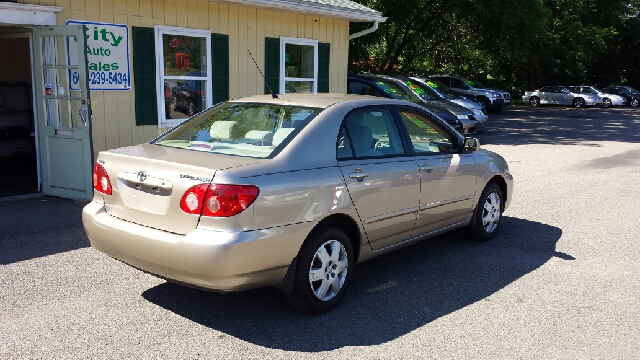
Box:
[210,121,238,140]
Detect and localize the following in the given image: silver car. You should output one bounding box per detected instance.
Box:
[569,86,626,108]
[523,86,602,108]
[83,94,513,313]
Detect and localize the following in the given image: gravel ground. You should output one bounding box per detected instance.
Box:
[1,106,639,359]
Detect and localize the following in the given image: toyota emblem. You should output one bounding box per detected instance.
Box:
[137,171,148,183]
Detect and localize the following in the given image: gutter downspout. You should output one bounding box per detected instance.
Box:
[349,21,379,40]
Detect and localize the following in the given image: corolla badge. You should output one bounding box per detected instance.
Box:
[137,171,148,183]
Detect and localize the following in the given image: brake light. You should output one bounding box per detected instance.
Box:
[93,163,112,195]
[165,87,171,99]
[180,184,259,217]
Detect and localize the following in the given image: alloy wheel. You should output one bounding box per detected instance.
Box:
[481,191,501,234]
[603,99,612,108]
[631,99,639,107]
[308,240,348,302]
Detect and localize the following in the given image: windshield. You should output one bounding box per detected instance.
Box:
[372,78,422,102]
[464,78,486,88]
[581,87,598,94]
[424,78,456,99]
[402,79,441,100]
[153,102,322,158]
[623,86,639,93]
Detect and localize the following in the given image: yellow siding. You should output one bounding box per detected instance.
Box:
[19,0,350,152]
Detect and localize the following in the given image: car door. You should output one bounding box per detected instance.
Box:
[394,108,478,235]
[337,107,421,250]
[538,87,551,104]
[558,87,574,105]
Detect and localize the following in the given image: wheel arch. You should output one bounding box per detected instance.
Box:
[471,175,508,226]
[281,213,363,295]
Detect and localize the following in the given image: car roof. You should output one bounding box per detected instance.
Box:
[228,93,378,108]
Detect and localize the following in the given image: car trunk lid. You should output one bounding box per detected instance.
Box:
[98,144,265,235]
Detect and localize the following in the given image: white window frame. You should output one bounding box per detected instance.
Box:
[279,36,318,94]
[154,25,212,128]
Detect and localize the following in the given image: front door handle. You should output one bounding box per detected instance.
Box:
[349,172,369,179]
[420,163,435,173]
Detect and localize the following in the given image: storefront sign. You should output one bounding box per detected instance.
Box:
[66,20,130,91]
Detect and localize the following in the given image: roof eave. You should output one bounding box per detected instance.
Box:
[218,0,386,22]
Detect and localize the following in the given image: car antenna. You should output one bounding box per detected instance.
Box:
[248,50,278,99]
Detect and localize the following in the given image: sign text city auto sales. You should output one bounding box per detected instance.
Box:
[66,20,131,91]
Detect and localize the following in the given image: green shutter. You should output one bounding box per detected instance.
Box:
[211,33,229,104]
[132,27,158,126]
[264,37,280,95]
[318,42,330,93]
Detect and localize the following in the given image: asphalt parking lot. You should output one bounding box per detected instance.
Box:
[1,106,639,359]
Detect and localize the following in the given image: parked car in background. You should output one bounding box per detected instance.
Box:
[83,93,513,313]
[347,73,464,131]
[428,75,511,113]
[523,86,602,108]
[601,86,640,107]
[569,86,626,108]
[164,82,176,119]
[409,76,489,128]
[379,75,481,133]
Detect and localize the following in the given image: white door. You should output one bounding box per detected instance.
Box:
[32,25,93,200]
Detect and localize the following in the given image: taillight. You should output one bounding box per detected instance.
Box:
[180,184,259,217]
[93,163,112,195]
[165,87,171,99]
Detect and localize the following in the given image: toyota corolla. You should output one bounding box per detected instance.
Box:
[83,94,513,313]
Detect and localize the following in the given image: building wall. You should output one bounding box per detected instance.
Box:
[19,0,350,156]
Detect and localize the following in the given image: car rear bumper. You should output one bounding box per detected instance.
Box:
[82,201,309,292]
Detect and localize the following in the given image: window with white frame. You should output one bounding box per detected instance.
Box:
[155,26,211,127]
[280,37,318,94]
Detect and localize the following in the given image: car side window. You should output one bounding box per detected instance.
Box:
[397,109,457,155]
[336,125,354,160]
[450,78,465,89]
[341,109,405,158]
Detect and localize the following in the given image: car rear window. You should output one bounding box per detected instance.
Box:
[152,102,322,158]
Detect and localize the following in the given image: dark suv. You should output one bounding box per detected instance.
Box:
[347,73,463,131]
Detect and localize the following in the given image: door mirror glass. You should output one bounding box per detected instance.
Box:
[463,137,480,152]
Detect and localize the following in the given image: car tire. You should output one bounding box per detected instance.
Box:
[630,98,639,107]
[602,98,612,108]
[529,96,540,107]
[468,182,503,242]
[573,98,584,108]
[287,227,354,314]
[187,102,195,116]
[478,97,491,111]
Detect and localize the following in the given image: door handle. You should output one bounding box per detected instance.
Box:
[420,163,435,172]
[79,107,87,127]
[349,172,369,179]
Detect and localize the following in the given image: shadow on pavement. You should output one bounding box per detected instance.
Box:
[478,107,640,146]
[0,196,89,265]
[143,216,563,351]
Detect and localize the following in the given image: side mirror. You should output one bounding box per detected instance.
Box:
[462,137,480,152]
